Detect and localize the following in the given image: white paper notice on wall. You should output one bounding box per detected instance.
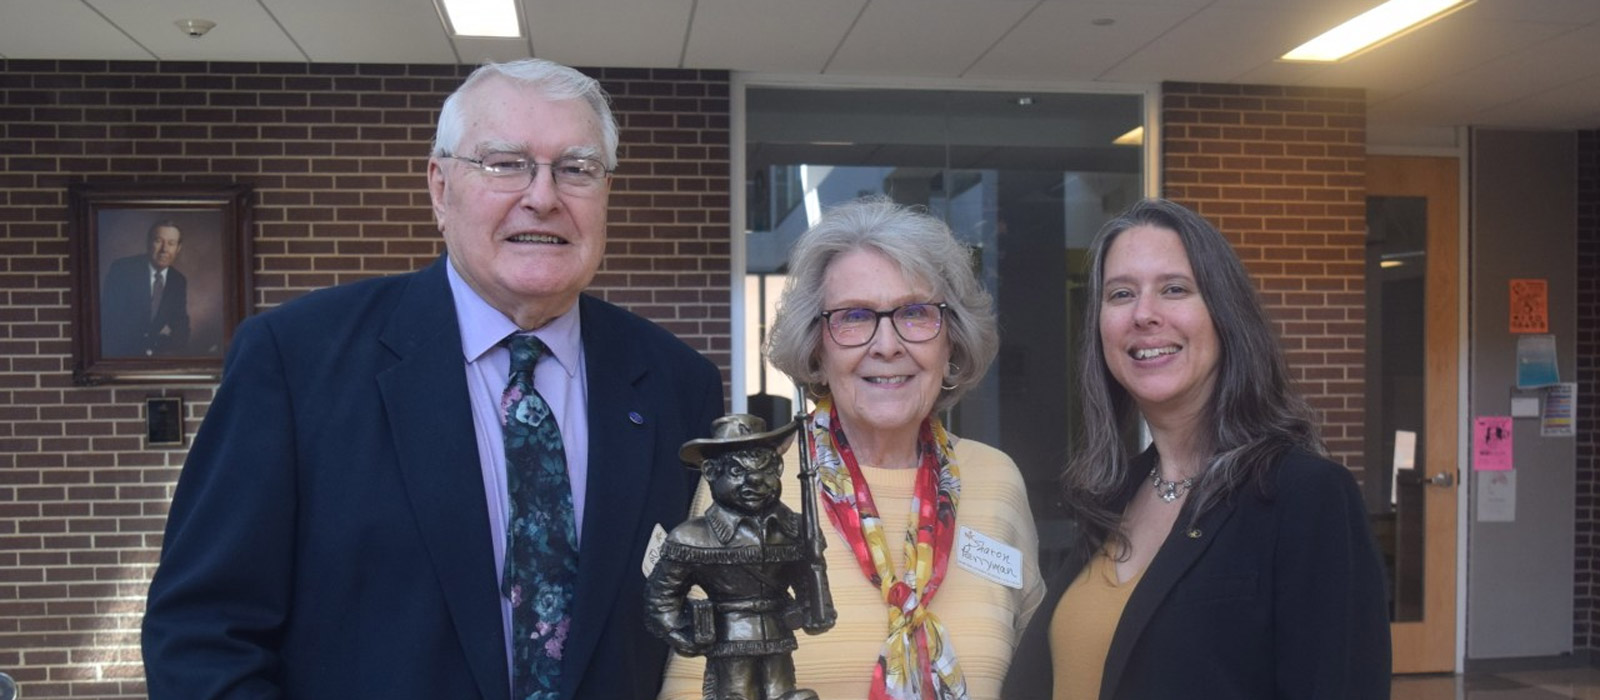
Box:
[1542,382,1576,437]
[1390,429,1416,506]
[1477,471,1516,523]
[1510,396,1541,418]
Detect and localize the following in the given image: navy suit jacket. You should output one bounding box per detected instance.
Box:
[102,254,189,356]
[142,256,725,700]
[1002,448,1391,700]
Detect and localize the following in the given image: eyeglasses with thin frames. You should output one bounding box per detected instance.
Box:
[819,302,948,347]
[440,152,612,195]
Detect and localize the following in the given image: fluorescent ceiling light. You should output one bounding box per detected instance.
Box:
[1281,0,1472,63]
[1113,126,1143,146]
[438,0,521,38]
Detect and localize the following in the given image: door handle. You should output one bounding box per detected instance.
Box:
[1427,471,1454,487]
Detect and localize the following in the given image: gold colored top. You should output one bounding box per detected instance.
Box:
[1049,548,1143,700]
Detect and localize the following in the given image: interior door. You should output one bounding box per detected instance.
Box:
[1366,155,1460,673]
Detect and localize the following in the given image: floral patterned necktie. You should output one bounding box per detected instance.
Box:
[500,334,577,699]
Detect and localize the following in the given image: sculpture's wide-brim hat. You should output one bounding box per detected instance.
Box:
[679,414,800,468]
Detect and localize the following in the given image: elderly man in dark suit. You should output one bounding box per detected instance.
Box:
[141,58,725,700]
[101,220,189,356]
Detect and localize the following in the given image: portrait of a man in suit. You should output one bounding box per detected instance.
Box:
[100,220,190,357]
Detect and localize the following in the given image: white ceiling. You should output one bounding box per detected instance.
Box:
[2,0,1598,133]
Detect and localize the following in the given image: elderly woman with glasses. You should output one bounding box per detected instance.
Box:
[658,197,1045,700]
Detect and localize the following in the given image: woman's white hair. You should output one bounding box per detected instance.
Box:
[765,196,998,413]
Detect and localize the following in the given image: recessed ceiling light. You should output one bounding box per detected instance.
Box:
[1281,0,1473,63]
[437,0,521,38]
[1113,126,1143,146]
[1016,96,1035,106]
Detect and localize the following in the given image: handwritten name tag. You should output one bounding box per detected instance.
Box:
[955,525,1023,589]
[642,523,668,578]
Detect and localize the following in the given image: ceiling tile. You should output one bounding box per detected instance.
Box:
[825,0,1037,77]
[961,1,1198,81]
[1371,22,1600,119]
[1454,0,1600,24]
[263,0,457,63]
[525,0,692,68]
[1096,6,1332,83]
[684,0,866,72]
[0,0,152,60]
[1302,13,1573,94]
[90,0,305,62]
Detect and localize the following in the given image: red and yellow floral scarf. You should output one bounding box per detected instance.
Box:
[807,397,966,700]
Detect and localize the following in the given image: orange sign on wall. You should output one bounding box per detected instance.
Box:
[1509,278,1548,334]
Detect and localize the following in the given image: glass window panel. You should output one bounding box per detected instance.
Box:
[744,86,1144,578]
[1365,195,1428,622]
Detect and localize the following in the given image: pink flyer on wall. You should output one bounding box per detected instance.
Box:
[1473,416,1513,471]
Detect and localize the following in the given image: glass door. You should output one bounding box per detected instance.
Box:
[742,86,1145,575]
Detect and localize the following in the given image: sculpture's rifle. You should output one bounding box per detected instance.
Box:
[793,387,834,631]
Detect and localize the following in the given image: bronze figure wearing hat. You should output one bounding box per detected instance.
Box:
[645,414,835,700]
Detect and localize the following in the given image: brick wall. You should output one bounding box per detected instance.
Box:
[0,59,730,699]
[1577,129,1599,651]
[1160,82,1368,477]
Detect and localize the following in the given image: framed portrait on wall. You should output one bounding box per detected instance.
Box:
[69,183,253,385]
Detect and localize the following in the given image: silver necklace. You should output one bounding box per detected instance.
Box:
[1149,466,1194,503]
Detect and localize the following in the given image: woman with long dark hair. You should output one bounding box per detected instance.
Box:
[1003,198,1390,699]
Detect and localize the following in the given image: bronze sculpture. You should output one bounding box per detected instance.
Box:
[646,414,835,700]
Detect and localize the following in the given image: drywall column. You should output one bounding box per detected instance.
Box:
[1468,128,1578,659]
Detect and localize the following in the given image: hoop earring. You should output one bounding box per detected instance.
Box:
[942,363,960,391]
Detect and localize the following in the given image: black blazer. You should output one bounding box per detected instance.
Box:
[101,254,189,356]
[1003,447,1391,700]
[142,256,725,700]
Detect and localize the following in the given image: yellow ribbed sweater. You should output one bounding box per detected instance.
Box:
[656,436,1045,700]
